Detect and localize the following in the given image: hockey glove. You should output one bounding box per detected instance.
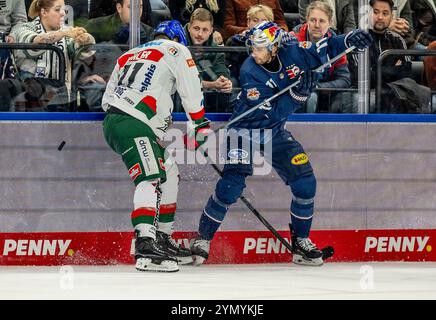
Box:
[289,70,322,104]
[183,117,212,150]
[345,29,373,51]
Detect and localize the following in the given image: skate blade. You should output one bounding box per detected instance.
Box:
[135,258,179,272]
[292,254,323,266]
[191,255,207,266]
[177,255,194,265]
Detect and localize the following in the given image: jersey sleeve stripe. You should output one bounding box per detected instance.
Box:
[135,96,157,120]
[189,108,205,120]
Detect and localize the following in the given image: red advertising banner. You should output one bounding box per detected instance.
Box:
[0,229,434,266]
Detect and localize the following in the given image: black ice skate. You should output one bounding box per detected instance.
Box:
[156,230,193,265]
[134,235,179,272]
[190,236,210,266]
[289,224,323,266]
[291,236,324,266]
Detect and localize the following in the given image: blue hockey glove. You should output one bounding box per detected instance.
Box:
[183,117,212,150]
[289,70,322,103]
[345,29,373,51]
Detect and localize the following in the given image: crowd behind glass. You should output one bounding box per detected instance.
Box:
[0,0,435,113]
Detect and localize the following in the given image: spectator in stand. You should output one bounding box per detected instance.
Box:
[0,0,27,79]
[293,1,352,112]
[411,0,436,48]
[85,0,154,45]
[280,0,299,13]
[352,0,415,47]
[185,7,232,111]
[226,4,274,86]
[11,0,95,85]
[361,0,423,112]
[169,0,226,44]
[0,0,27,42]
[10,0,95,110]
[222,0,288,40]
[299,0,356,34]
[88,0,153,27]
[366,0,411,84]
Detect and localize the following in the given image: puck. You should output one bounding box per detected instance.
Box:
[58,141,66,151]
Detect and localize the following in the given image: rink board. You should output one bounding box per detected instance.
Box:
[0,114,436,265]
[0,229,435,265]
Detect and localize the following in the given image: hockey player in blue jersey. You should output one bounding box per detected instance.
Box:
[190,21,372,266]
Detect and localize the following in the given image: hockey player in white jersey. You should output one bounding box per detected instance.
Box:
[102,20,211,272]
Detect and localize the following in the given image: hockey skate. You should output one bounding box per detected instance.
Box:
[156,231,193,265]
[291,236,324,266]
[190,236,210,266]
[134,236,179,272]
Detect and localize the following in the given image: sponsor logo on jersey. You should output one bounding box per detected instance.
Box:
[139,64,157,93]
[129,49,164,63]
[286,65,300,79]
[299,41,312,49]
[2,239,72,256]
[168,47,179,56]
[186,58,196,67]
[291,153,309,165]
[134,137,159,176]
[228,149,250,164]
[128,163,142,181]
[247,88,260,100]
[123,96,134,105]
[364,236,431,253]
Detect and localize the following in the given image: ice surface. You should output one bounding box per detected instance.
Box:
[1,262,435,300]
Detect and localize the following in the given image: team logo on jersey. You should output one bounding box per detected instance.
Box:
[286,65,300,79]
[168,47,179,56]
[186,58,196,67]
[299,41,312,49]
[128,163,142,181]
[291,153,309,165]
[247,88,260,101]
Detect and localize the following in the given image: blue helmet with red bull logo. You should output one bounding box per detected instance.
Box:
[154,20,188,46]
[245,21,283,52]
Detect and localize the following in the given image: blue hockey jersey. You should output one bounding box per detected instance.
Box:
[230,34,348,132]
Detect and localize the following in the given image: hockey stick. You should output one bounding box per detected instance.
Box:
[211,45,356,133]
[202,150,334,260]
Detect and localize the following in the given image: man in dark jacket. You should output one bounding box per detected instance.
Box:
[85,0,154,44]
[367,0,411,85]
[185,7,232,111]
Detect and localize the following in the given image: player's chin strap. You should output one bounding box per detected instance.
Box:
[212,45,356,133]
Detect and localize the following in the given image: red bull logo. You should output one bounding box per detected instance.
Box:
[264,26,279,41]
[247,88,260,101]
